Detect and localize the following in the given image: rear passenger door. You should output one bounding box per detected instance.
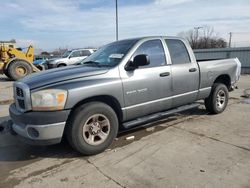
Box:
[121,39,172,120]
[165,39,199,107]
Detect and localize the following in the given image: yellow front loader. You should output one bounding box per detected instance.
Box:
[0,44,40,80]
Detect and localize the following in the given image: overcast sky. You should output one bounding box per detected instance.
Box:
[1,0,250,51]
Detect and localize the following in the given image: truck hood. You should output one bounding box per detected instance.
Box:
[21,65,109,89]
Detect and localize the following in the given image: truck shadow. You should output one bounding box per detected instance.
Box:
[0,107,208,162]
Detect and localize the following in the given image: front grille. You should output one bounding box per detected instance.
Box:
[14,82,30,112]
[18,99,25,109]
[15,86,25,110]
[16,87,24,97]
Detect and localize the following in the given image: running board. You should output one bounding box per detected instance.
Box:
[122,103,200,129]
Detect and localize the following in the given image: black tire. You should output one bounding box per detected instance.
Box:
[57,64,66,68]
[66,102,118,155]
[3,68,11,79]
[7,60,32,80]
[205,83,229,114]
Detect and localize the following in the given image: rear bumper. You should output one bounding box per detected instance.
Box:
[9,104,70,145]
[230,81,239,91]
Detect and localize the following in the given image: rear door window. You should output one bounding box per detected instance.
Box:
[165,39,191,64]
[81,50,91,56]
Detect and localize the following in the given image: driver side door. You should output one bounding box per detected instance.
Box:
[68,50,82,64]
[120,39,172,121]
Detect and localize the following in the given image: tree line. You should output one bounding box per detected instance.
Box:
[178,26,227,49]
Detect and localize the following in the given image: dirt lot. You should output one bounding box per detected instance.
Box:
[0,74,250,188]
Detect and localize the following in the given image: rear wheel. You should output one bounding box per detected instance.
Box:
[205,83,229,114]
[7,60,32,80]
[66,102,118,155]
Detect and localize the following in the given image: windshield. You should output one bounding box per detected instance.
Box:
[62,50,72,58]
[78,39,138,67]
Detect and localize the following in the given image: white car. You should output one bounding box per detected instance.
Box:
[47,48,96,69]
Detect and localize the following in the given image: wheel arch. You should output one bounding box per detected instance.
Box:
[68,95,123,126]
[57,63,67,67]
[213,74,231,89]
[4,57,17,69]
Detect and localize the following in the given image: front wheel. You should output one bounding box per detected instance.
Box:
[205,83,229,114]
[66,102,118,155]
[7,60,32,80]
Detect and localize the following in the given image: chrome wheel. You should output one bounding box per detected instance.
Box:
[82,114,110,146]
[216,90,226,109]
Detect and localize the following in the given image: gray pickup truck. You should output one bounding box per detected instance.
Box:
[9,36,241,155]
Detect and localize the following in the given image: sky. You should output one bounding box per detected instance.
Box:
[0,0,250,51]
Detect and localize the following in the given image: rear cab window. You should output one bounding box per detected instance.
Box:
[165,39,191,64]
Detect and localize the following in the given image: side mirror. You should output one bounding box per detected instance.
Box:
[125,54,150,71]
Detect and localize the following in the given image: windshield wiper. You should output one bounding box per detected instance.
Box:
[83,61,98,64]
[83,61,100,65]
[74,61,99,66]
[77,61,113,67]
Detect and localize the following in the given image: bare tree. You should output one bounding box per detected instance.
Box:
[177,29,197,48]
[51,48,68,57]
[10,39,16,43]
[177,26,227,49]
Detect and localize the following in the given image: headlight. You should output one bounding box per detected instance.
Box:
[31,89,67,111]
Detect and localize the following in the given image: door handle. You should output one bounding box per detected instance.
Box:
[160,72,170,77]
[189,68,197,72]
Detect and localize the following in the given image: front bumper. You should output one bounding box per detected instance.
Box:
[9,104,70,145]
